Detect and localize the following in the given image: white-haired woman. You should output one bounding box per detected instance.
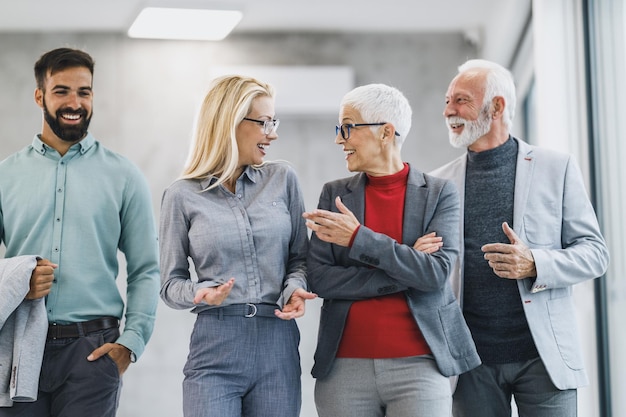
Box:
[303,83,480,417]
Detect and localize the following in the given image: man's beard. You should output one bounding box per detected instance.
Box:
[446,104,492,149]
[43,98,91,143]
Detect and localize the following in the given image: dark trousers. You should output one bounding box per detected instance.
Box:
[453,357,577,417]
[0,327,122,417]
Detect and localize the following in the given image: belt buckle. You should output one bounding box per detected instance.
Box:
[49,322,58,339]
[244,303,257,318]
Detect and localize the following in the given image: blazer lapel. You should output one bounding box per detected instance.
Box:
[513,139,536,293]
[403,168,428,243]
[513,139,535,235]
[341,173,367,221]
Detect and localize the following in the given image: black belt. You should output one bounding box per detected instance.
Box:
[201,303,279,318]
[47,317,120,339]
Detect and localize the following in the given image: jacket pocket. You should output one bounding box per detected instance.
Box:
[438,300,475,359]
[522,200,560,246]
[547,296,584,370]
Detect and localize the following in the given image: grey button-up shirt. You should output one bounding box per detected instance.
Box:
[159,162,308,312]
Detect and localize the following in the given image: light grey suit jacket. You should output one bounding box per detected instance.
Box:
[0,255,46,407]
[430,137,609,389]
[308,165,481,380]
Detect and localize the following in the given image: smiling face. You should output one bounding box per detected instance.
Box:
[443,70,493,149]
[35,66,93,150]
[235,95,277,168]
[336,105,389,175]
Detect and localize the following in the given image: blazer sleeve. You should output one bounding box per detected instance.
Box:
[529,155,609,291]
[307,178,460,300]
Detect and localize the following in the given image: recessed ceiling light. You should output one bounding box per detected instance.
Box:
[128,7,243,41]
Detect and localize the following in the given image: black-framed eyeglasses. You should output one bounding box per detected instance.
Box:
[335,123,401,140]
[243,117,280,135]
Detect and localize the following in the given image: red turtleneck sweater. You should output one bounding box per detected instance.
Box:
[336,163,431,358]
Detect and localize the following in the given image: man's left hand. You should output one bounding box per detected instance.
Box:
[88,343,132,375]
[482,222,537,279]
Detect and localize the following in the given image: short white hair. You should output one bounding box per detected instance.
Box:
[340,83,412,149]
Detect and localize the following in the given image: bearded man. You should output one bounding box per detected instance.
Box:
[0,47,159,417]
[430,59,609,417]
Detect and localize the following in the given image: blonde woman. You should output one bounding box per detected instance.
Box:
[159,75,315,417]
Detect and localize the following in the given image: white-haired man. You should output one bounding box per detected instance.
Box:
[431,59,609,417]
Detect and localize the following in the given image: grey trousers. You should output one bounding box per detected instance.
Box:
[315,355,452,417]
[453,357,577,417]
[183,311,302,417]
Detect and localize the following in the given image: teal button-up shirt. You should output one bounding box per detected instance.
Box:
[0,133,159,358]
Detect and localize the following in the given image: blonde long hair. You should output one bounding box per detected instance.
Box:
[181,75,275,190]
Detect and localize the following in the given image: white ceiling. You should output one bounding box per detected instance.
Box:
[0,0,506,36]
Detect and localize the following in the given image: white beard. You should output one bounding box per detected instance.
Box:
[446,107,492,149]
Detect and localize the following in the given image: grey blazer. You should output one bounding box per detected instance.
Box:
[430,137,610,390]
[0,255,45,407]
[308,165,481,380]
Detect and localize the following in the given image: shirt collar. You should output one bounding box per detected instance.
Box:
[32,132,96,156]
[199,165,259,190]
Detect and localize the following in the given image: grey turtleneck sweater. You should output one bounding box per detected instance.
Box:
[463,137,538,364]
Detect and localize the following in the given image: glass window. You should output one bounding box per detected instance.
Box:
[585,1,626,416]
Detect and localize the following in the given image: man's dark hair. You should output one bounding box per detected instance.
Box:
[34,47,95,90]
